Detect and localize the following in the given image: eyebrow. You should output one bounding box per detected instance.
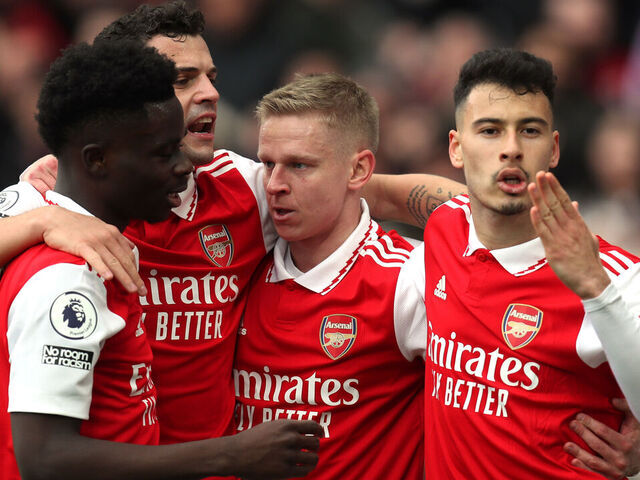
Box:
[176,66,217,75]
[471,116,549,127]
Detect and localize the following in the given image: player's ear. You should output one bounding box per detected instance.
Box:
[348,149,375,191]
[449,130,463,169]
[81,144,107,177]
[549,130,560,169]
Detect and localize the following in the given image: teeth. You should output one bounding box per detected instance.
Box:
[200,117,212,123]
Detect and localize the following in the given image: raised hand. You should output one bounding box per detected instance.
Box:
[528,171,610,299]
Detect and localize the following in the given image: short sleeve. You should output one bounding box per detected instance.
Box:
[7,262,126,419]
[394,243,427,361]
[0,182,47,218]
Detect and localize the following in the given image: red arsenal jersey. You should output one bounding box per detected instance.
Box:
[234,202,425,479]
[124,150,275,443]
[0,193,158,480]
[423,195,639,479]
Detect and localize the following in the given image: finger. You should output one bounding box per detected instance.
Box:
[529,173,559,232]
[293,420,325,437]
[100,234,146,296]
[297,434,321,452]
[78,244,141,294]
[105,252,146,296]
[75,246,114,281]
[529,184,553,239]
[293,450,320,467]
[570,418,616,460]
[564,442,618,479]
[575,413,624,449]
[545,172,577,218]
[612,398,631,413]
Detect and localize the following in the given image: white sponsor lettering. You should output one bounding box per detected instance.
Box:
[234,365,359,407]
[154,310,224,341]
[130,362,155,396]
[140,270,239,306]
[141,396,158,427]
[236,403,333,438]
[427,325,540,392]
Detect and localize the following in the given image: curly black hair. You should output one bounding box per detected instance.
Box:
[454,48,557,110]
[95,1,204,44]
[36,40,177,154]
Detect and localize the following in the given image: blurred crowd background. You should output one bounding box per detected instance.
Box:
[1,0,639,249]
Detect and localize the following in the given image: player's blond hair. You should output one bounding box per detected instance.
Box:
[256,72,379,153]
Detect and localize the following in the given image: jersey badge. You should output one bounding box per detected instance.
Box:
[49,291,98,340]
[502,303,543,349]
[199,224,234,267]
[0,190,19,212]
[320,314,357,360]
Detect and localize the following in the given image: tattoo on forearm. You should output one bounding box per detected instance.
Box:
[406,185,455,227]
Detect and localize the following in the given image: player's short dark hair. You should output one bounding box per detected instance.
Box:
[95,1,204,44]
[36,40,177,154]
[453,48,557,110]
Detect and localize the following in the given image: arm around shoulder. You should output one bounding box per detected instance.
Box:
[0,207,54,266]
[364,174,465,228]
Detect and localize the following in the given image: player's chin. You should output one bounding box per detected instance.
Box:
[182,140,214,166]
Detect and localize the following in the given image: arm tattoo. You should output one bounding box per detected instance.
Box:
[406,185,455,228]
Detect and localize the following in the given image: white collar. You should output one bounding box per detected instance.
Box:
[267,199,374,294]
[45,190,93,216]
[464,214,547,276]
[171,172,197,221]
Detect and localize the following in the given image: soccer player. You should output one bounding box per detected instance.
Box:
[422,48,640,479]
[2,3,638,477]
[0,40,321,480]
[0,0,463,447]
[233,72,426,479]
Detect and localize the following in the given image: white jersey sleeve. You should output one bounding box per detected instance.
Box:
[582,263,640,419]
[7,262,126,419]
[0,181,47,217]
[222,149,278,252]
[394,243,427,361]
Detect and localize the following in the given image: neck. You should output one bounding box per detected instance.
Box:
[470,200,538,250]
[55,174,127,232]
[289,198,363,273]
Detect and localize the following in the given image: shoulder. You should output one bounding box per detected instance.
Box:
[597,236,640,278]
[359,222,415,270]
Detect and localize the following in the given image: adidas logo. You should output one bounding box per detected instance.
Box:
[434,275,447,300]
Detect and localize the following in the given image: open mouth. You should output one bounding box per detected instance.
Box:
[167,192,182,208]
[497,169,528,194]
[188,116,213,134]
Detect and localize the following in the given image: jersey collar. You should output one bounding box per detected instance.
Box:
[267,199,374,294]
[171,172,197,221]
[464,214,548,276]
[45,190,93,217]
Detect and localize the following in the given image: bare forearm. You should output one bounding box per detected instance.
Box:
[13,414,322,480]
[365,174,466,228]
[14,414,240,480]
[0,207,51,266]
